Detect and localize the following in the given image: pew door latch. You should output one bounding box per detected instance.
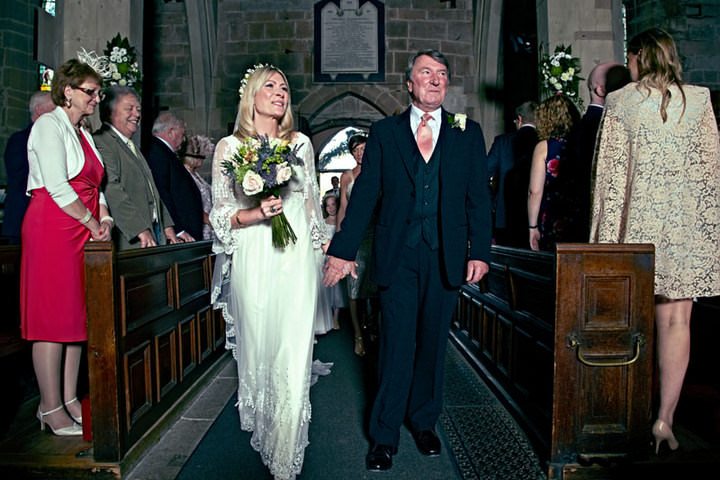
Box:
[566,333,646,368]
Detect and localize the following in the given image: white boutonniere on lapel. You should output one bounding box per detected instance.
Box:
[448,113,467,131]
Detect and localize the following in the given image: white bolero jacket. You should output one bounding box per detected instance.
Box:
[26,106,107,208]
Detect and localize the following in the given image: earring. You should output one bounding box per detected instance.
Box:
[65,97,72,108]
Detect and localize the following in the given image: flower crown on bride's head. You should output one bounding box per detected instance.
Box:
[238,63,278,99]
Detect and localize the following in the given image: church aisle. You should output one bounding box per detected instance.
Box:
[126,313,545,479]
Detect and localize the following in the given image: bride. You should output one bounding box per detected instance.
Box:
[209,64,329,479]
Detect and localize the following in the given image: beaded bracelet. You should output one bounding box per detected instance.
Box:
[79,210,93,224]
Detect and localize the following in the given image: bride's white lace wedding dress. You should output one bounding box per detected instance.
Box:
[209,132,329,479]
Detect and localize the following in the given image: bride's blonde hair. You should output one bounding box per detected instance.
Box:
[233,65,294,141]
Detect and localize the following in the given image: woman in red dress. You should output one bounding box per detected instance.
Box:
[21,59,113,436]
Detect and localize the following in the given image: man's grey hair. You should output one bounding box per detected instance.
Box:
[405,49,451,83]
[515,101,537,124]
[29,91,52,114]
[100,85,140,124]
[152,112,185,135]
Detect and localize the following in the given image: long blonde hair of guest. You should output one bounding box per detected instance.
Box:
[233,66,294,141]
[628,28,686,123]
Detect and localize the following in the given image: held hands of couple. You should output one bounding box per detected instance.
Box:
[323,255,358,287]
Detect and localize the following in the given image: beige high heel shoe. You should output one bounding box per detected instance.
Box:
[37,405,82,436]
[652,419,679,455]
[64,397,82,424]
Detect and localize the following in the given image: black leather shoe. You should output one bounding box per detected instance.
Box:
[412,430,441,456]
[366,444,395,471]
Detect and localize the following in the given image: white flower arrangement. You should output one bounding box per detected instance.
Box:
[539,44,583,107]
[103,33,142,94]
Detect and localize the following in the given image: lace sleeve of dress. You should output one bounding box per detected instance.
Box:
[297,133,330,249]
[589,102,630,243]
[209,137,241,254]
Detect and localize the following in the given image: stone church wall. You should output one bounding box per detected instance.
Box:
[150,0,478,146]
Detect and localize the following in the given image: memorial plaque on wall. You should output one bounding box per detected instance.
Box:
[314,0,385,82]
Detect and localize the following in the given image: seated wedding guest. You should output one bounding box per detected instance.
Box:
[145,112,202,242]
[181,134,215,240]
[94,85,186,249]
[21,59,112,436]
[591,28,720,456]
[486,101,537,247]
[2,91,55,244]
[527,94,581,251]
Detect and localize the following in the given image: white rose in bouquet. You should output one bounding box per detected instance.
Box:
[242,170,265,196]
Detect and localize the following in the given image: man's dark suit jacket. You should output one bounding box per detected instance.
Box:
[2,123,33,242]
[145,136,204,241]
[94,126,175,250]
[497,125,538,248]
[578,105,604,237]
[328,107,491,288]
[487,131,514,229]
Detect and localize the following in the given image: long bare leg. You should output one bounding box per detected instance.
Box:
[655,299,692,426]
[32,342,76,430]
[62,344,83,420]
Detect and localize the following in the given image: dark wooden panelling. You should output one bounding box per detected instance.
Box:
[197,307,213,362]
[178,316,197,380]
[124,341,152,430]
[212,308,226,350]
[176,256,209,307]
[154,327,177,401]
[83,241,224,462]
[451,243,655,475]
[120,268,173,334]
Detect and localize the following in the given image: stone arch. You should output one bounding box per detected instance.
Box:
[298,84,406,134]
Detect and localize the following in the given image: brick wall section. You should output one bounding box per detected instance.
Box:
[0,0,38,185]
[150,0,477,142]
[624,0,720,91]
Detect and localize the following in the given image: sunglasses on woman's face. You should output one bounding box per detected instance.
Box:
[74,86,104,100]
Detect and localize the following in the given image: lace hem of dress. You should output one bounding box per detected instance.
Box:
[236,364,312,479]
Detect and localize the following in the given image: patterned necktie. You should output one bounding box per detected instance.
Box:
[416,113,433,162]
[127,139,138,157]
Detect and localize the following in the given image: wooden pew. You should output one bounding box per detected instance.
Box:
[0,240,226,477]
[451,243,655,477]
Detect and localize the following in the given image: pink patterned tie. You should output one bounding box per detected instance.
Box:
[416,113,433,162]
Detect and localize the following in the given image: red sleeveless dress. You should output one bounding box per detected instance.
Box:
[20,133,104,342]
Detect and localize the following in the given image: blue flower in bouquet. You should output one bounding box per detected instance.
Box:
[222,135,304,248]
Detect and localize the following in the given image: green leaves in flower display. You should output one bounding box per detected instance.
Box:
[103,33,142,95]
[538,44,583,108]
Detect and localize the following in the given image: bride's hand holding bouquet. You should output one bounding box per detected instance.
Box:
[222,134,304,248]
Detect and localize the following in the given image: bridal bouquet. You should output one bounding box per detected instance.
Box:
[222,135,304,248]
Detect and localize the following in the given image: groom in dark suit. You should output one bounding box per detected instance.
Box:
[323,49,491,471]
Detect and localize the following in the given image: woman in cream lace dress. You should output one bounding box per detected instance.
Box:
[209,65,329,479]
[590,28,720,456]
